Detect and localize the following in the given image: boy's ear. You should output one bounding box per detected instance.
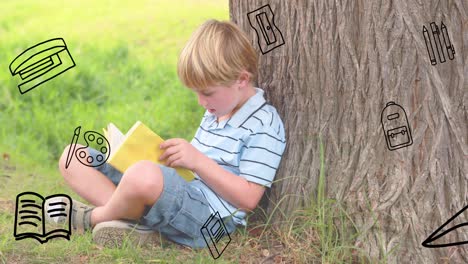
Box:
[237,71,251,88]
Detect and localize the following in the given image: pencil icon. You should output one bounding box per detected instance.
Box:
[441,22,455,60]
[65,126,81,169]
[423,26,437,65]
[430,22,446,63]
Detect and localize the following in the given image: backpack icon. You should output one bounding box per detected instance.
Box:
[381,102,413,151]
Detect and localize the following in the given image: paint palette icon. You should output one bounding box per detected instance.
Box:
[75,131,109,167]
[65,126,110,169]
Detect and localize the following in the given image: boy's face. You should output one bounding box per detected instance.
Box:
[194,83,244,120]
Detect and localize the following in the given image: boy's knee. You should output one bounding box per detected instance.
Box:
[124,160,163,200]
[58,144,85,176]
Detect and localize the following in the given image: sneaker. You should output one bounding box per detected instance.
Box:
[92,220,163,248]
[45,197,94,232]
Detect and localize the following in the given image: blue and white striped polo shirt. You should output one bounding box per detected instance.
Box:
[190,88,286,226]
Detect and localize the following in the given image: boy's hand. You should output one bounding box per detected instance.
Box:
[159,138,203,171]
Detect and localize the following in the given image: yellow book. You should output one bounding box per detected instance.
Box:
[103,121,195,182]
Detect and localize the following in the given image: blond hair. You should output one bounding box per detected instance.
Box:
[177,20,258,91]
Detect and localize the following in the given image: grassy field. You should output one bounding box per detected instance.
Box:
[0,1,370,263]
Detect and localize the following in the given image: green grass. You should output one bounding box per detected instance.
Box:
[0,0,226,167]
[0,1,371,263]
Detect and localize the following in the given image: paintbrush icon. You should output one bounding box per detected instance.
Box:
[65,126,81,169]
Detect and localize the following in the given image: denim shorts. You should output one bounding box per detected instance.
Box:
[88,148,236,248]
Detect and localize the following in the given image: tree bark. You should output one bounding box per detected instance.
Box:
[229,0,467,262]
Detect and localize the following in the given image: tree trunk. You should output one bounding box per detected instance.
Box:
[229,0,467,263]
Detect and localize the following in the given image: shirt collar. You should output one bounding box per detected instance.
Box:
[227,87,266,128]
[203,87,266,129]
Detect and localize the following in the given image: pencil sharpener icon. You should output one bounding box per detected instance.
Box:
[9,38,76,95]
[381,102,413,151]
[200,211,231,259]
[247,4,285,54]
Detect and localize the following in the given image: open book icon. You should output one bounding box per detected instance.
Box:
[422,205,468,248]
[14,192,72,243]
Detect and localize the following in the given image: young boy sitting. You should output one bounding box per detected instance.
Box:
[56,19,286,248]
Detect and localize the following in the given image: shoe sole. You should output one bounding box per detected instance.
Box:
[92,220,163,248]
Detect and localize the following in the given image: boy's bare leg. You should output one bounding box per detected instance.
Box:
[90,160,164,226]
[59,144,117,206]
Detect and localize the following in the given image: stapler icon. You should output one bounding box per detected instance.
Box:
[381,102,413,151]
[247,4,285,54]
[9,38,76,94]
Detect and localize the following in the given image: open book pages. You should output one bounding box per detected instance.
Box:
[102,121,195,182]
[103,122,126,152]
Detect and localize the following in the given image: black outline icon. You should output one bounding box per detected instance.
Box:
[9,38,76,94]
[422,22,455,65]
[441,22,455,60]
[422,205,468,248]
[65,126,81,169]
[381,102,413,151]
[200,211,231,259]
[66,126,110,168]
[247,4,285,54]
[430,22,445,63]
[423,26,436,65]
[14,192,73,243]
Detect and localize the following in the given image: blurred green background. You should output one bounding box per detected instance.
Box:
[0,0,228,171]
[0,1,230,261]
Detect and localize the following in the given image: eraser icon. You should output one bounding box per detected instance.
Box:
[9,38,76,94]
[247,4,285,54]
[381,102,413,151]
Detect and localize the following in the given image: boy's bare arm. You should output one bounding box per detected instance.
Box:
[159,138,265,211]
[193,154,265,211]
